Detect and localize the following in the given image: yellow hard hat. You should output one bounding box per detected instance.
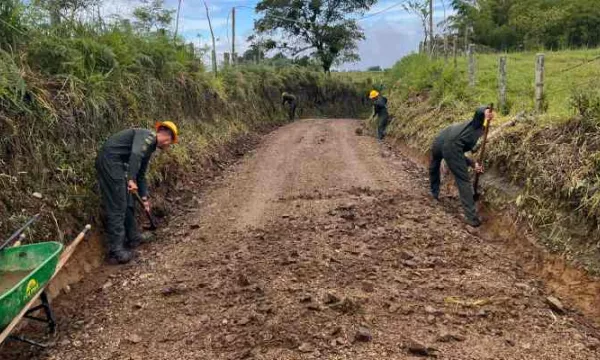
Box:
[155,121,179,143]
[369,90,379,99]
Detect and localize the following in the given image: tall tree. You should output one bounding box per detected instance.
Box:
[253,0,376,73]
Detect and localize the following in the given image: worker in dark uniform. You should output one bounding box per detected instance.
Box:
[369,90,389,141]
[282,92,297,122]
[429,106,494,227]
[95,121,178,264]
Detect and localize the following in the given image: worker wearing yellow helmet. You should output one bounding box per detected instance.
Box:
[95,121,179,264]
[369,90,389,141]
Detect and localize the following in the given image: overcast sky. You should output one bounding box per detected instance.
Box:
[100,0,453,70]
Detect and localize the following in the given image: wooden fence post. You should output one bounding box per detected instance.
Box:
[535,53,545,113]
[498,55,507,114]
[453,36,457,68]
[468,44,475,87]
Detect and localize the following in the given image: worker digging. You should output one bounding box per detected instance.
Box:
[429,106,494,227]
[282,92,297,122]
[369,90,389,141]
[95,121,179,264]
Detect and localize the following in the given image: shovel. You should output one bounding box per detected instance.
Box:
[473,104,493,202]
[132,192,157,231]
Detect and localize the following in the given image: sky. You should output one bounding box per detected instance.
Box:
[100,0,453,71]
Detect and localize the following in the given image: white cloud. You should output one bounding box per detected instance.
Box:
[180,17,227,32]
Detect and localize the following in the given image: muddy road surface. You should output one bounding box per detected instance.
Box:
[3,119,600,359]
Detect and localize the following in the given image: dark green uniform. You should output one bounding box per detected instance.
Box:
[282,92,297,121]
[95,129,157,262]
[429,107,486,226]
[373,96,389,140]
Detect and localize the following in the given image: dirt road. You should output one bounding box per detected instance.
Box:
[5,119,600,359]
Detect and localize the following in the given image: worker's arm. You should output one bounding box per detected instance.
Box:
[128,131,153,186]
[137,157,150,198]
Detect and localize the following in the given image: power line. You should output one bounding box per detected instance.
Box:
[358,1,407,22]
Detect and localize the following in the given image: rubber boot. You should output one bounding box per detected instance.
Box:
[107,245,134,264]
[464,216,482,228]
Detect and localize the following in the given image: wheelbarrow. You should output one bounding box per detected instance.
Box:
[0,218,91,347]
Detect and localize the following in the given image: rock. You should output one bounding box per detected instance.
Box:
[72,340,82,348]
[199,314,210,323]
[237,274,251,287]
[324,293,340,304]
[355,128,363,136]
[238,317,251,326]
[101,281,113,291]
[330,326,342,336]
[298,342,314,353]
[506,339,516,347]
[127,334,143,344]
[300,294,312,303]
[355,327,372,342]
[407,340,436,356]
[437,332,466,343]
[190,224,200,229]
[60,339,71,347]
[402,260,418,268]
[133,302,144,310]
[32,192,43,199]
[225,334,236,343]
[161,285,186,296]
[361,282,375,293]
[587,337,600,350]
[307,304,322,311]
[399,250,414,260]
[546,296,565,314]
[424,306,444,316]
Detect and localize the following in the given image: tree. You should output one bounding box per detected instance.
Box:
[402,0,430,53]
[253,0,376,73]
[367,65,382,71]
[133,0,174,33]
[35,0,100,25]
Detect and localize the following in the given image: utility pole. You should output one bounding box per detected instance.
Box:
[204,1,217,75]
[429,0,434,56]
[174,0,183,40]
[232,7,236,66]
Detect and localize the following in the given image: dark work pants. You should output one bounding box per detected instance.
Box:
[429,142,478,223]
[96,156,139,253]
[288,103,297,121]
[377,116,389,140]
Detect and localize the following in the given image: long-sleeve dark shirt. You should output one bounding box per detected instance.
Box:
[99,129,157,197]
[373,96,389,119]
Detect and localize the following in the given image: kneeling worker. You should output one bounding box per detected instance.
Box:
[282,92,297,121]
[429,106,494,227]
[95,121,178,264]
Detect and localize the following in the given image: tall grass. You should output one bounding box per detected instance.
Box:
[379,49,600,270]
[0,5,367,242]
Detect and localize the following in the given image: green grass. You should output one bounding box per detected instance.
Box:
[464,49,600,120]
[380,48,600,271]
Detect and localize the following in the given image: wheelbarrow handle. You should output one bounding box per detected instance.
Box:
[0,213,41,252]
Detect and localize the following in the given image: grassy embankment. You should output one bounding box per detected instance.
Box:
[0,21,369,244]
[372,49,600,272]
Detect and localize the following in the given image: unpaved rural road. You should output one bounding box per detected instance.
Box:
[4,119,600,359]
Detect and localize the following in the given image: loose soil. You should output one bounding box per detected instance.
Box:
[2,119,600,359]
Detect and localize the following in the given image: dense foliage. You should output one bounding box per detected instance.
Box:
[449,0,600,51]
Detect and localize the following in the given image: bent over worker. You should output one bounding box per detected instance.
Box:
[95,121,178,264]
[282,92,297,121]
[369,90,389,141]
[429,106,494,227]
